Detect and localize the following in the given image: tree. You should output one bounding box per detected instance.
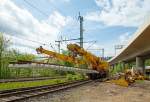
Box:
[61,50,74,67]
[145,59,150,66]
[8,49,36,62]
[0,33,10,78]
[0,33,10,67]
[16,53,35,61]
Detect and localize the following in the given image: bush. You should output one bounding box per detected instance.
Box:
[66,74,74,81]
[74,73,85,80]
[0,59,11,79]
[66,73,85,81]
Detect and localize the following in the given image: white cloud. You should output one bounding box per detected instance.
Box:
[85,0,150,27]
[46,11,73,30]
[61,0,70,2]
[119,32,132,44]
[0,0,72,53]
[49,0,70,3]
[95,0,111,10]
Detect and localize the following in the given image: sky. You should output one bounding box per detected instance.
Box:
[0,0,150,57]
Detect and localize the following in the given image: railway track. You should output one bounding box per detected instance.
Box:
[0,79,92,102]
[0,76,66,83]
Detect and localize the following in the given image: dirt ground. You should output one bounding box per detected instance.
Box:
[25,80,150,102]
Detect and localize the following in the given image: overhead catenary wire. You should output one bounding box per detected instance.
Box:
[23,0,49,45]
[86,41,97,50]
[23,0,49,17]
[22,0,95,54]
[23,0,70,51]
[9,34,48,46]
[10,0,61,50]
[0,1,49,49]
[50,43,57,51]
[23,1,80,41]
[7,34,54,52]
[23,0,66,17]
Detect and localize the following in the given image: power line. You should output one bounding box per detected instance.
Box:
[55,38,80,53]
[23,1,89,53]
[114,45,125,55]
[23,0,68,51]
[88,48,104,58]
[23,0,49,17]
[4,33,46,46]
[23,0,65,17]
[50,43,57,52]
[86,41,97,50]
[13,36,47,46]
[56,38,80,42]
[76,40,97,44]
[13,43,36,49]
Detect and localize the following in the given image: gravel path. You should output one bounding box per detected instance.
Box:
[23,80,150,102]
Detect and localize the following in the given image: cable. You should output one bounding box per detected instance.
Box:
[23,0,49,17]
[76,40,97,44]
[22,0,56,48]
[6,35,54,53]
[13,43,36,49]
[86,41,97,50]
[50,43,57,51]
[55,38,80,42]
[23,0,65,17]
[22,0,83,52]
[10,35,47,46]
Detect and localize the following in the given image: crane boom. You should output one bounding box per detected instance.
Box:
[36,46,83,65]
[67,44,108,72]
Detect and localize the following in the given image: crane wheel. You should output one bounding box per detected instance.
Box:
[87,72,107,80]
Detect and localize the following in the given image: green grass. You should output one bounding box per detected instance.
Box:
[0,78,67,91]
[0,74,85,91]
[135,80,145,84]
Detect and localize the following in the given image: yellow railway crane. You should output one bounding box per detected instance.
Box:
[36,44,109,79]
[67,44,109,79]
[36,44,145,83]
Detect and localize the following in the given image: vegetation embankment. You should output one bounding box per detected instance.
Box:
[0,74,85,91]
[0,33,87,79]
[109,60,150,76]
[0,32,86,90]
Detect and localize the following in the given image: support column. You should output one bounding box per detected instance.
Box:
[112,64,115,69]
[109,64,114,76]
[136,57,145,74]
[111,64,115,72]
[122,62,125,71]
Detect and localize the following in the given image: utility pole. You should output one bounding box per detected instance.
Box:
[55,41,61,53]
[87,48,105,58]
[101,48,104,58]
[78,12,84,48]
[55,12,84,53]
[55,38,80,53]
[114,45,125,55]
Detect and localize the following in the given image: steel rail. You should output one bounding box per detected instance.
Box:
[0,76,66,83]
[0,79,92,102]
